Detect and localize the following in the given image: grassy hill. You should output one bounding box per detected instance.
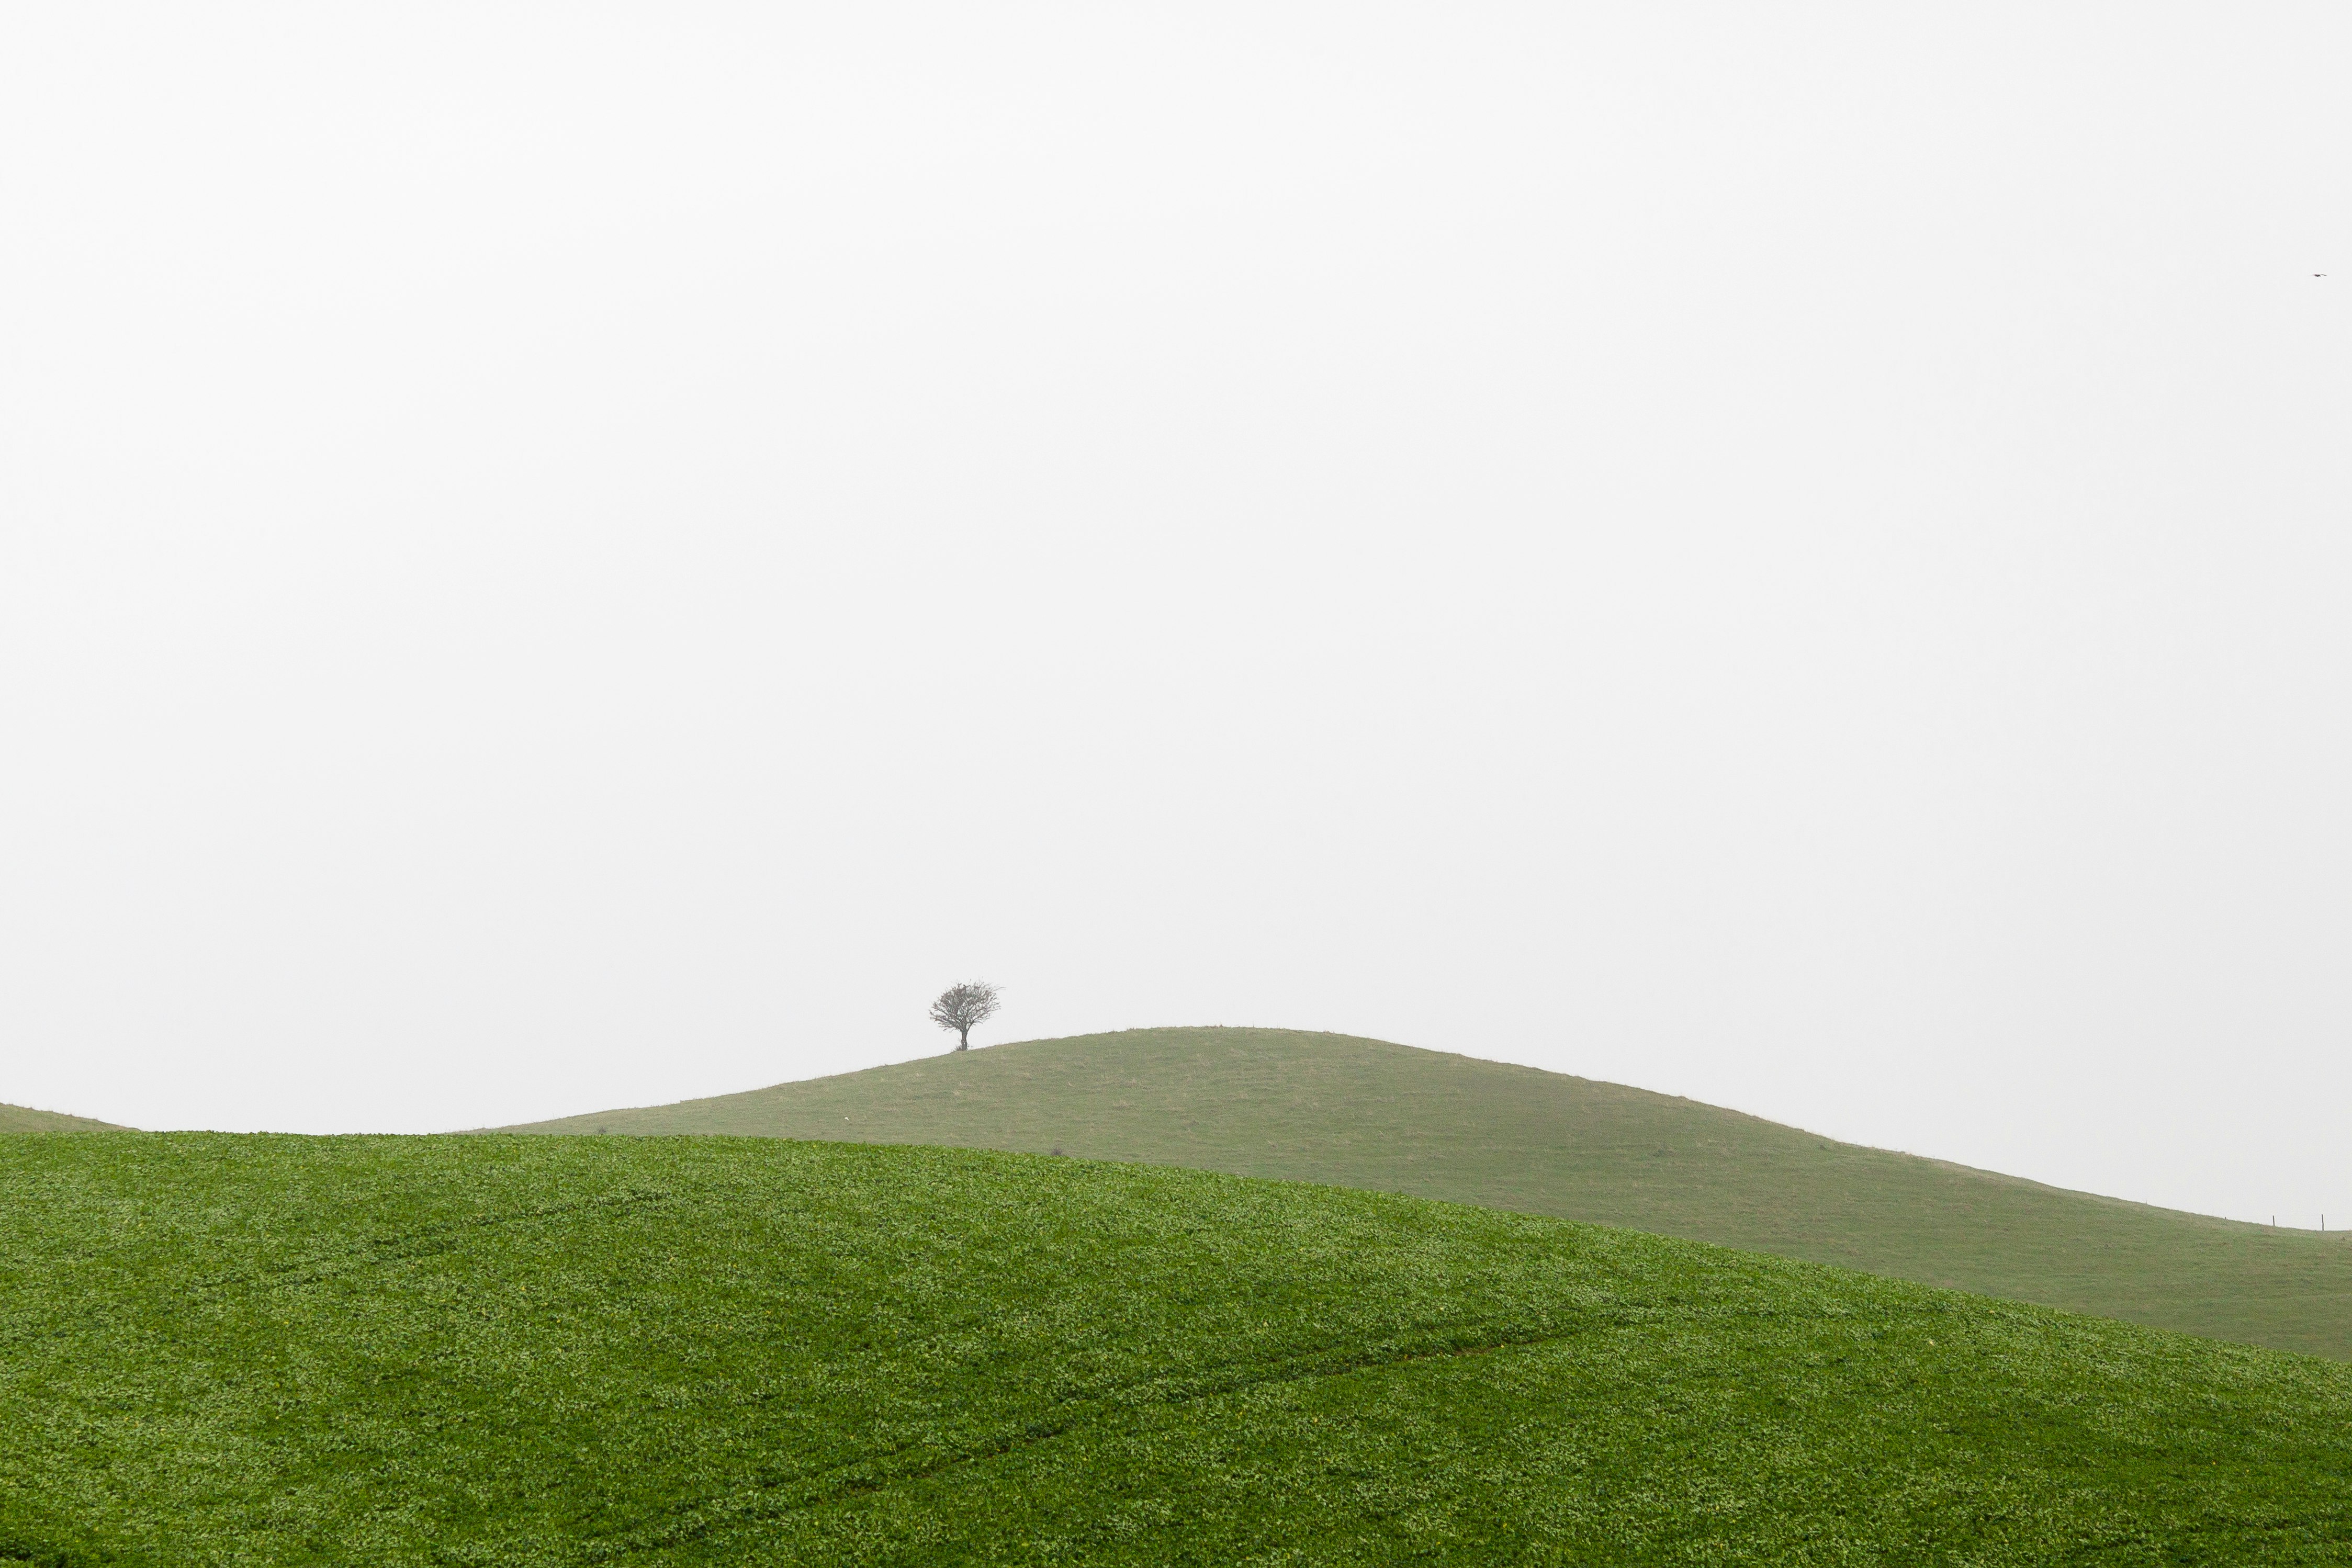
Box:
[6,1133,2352,1564]
[503,1026,2352,1361]
[0,1100,126,1133]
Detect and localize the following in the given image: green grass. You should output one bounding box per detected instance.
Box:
[0,1102,124,1134]
[7,1132,2352,1564]
[503,1026,2352,1361]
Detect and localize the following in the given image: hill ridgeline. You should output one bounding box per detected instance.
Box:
[0,1100,128,1133]
[503,1025,2352,1360]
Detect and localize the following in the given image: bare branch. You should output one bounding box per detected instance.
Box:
[929,981,1001,1051]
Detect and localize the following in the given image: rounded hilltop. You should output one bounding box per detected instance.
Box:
[501,1024,2352,1361]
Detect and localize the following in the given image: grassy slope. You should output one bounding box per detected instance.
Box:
[6,1134,2352,1565]
[504,1026,2352,1361]
[0,1101,125,1133]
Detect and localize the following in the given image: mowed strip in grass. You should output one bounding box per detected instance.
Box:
[503,1026,2352,1361]
[6,1135,2352,1564]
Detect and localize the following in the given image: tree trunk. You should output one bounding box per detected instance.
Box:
[957,1029,969,1051]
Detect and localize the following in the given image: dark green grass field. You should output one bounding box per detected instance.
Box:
[8,1132,2352,1564]
[0,1103,123,1134]
[503,1026,2352,1361]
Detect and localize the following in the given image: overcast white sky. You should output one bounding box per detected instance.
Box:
[3,4,2346,1225]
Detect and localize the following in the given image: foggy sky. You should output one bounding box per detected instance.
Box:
[4,3,2347,1227]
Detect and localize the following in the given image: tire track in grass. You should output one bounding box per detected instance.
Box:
[576,1299,1938,1558]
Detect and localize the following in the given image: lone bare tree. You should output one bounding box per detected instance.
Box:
[929,980,1000,1052]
